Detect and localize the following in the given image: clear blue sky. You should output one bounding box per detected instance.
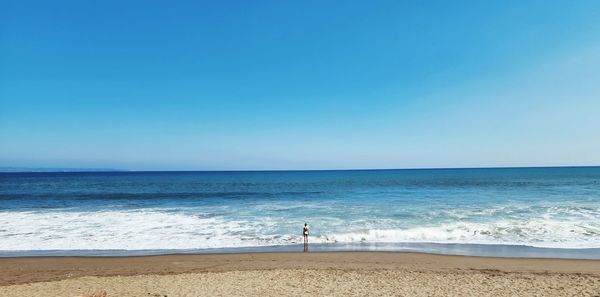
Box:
[1,1,600,170]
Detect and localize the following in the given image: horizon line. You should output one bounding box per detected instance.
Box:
[2,164,599,173]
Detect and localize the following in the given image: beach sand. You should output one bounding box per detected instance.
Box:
[0,252,598,296]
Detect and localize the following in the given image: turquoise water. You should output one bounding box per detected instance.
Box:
[1,167,599,258]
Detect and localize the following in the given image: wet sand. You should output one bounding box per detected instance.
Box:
[0,252,599,296]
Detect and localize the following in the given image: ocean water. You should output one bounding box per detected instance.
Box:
[1,167,599,258]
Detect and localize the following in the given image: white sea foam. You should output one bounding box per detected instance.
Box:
[315,220,600,248]
[0,210,282,250]
[1,206,599,251]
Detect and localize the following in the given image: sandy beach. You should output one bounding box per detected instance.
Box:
[0,252,598,296]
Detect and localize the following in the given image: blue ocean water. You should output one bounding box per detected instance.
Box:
[1,167,599,258]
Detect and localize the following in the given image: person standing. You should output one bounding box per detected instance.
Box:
[303,223,310,252]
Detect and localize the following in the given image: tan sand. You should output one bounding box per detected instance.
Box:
[0,252,598,296]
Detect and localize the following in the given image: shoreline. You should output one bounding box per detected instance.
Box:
[1,251,599,286]
[2,242,600,259]
[1,252,599,296]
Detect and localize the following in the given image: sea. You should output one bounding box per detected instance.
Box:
[1,167,599,259]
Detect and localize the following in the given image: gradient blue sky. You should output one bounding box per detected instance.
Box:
[1,1,600,170]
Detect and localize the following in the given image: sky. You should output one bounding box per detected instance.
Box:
[1,1,600,170]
